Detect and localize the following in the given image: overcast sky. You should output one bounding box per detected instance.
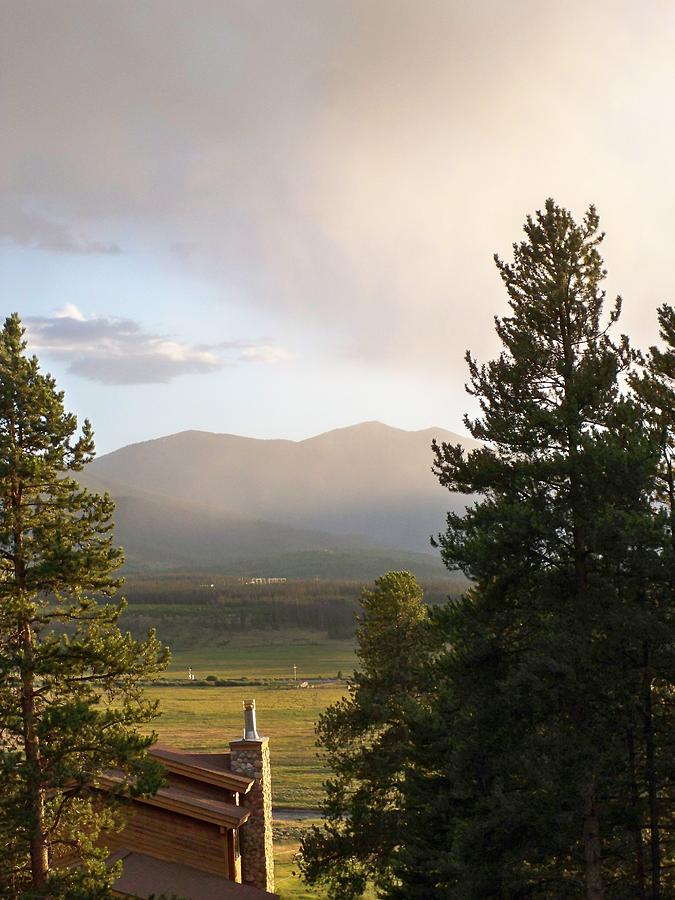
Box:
[1,0,674,453]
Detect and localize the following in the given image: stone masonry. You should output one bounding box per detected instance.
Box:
[230,701,274,894]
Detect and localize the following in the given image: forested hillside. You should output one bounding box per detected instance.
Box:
[119,575,461,649]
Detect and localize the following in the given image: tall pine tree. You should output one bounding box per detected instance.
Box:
[629,303,675,898]
[392,201,671,898]
[298,572,436,898]
[0,314,168,898]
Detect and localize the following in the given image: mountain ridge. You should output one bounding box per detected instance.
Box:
[84,421,475,576]
[101,420,471,454]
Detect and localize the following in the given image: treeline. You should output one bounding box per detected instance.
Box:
[119,577,460,647]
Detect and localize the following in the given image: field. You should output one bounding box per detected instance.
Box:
[274,822,376,900]
[273,821,327,899]
[146,640,357,807]
[166,639,358,681]
[275,836,320,899]
[148,682,345,808]
[131,579,460,897]
[147,637,356,898]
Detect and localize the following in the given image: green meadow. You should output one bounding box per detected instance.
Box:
[273,821,376,900]
[146,638,357,807]
[144,637,360,897]
[166,639,358,681]
[129,577,459,896]
[147,680,345,807]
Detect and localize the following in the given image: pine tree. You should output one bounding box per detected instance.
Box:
[0,313,169,897]
[298,572,436,898]
[632,304,674,542]
[392,201,670,898]
[629,304,675,899]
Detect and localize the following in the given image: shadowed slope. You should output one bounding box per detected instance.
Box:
[83,422,475,572]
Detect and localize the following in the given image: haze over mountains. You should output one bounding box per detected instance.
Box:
[84,422,478,578]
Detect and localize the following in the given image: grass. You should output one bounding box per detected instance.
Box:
[275,838,319,899]
[145,634,358,806]
[167,638,358,680]
[145,633,373,893]
[273,821,377,900]
[147,681,345,806]
[274,821,323,900]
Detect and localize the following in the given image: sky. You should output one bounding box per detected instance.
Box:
[2,0,674,454]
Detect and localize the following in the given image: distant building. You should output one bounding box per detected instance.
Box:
[95,700,277,899]
[246,577,287,585]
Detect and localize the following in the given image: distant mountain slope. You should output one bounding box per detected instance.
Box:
[88,422,477,560]
[78,471,374,573]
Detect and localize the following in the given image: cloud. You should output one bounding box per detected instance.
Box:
[25,306,291,385]
[238,345,294,364]
[2,1,673,376]
[54,303,86,321]
[0,205,121,255]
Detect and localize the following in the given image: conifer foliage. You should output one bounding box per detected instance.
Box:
[0,314,169,897]
[298,572,434,898]
[300,202,673,899]
[632,303,675,540]
[629,302,675,897]
[402,201,673,898]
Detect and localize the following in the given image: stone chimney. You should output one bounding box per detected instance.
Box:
[229,700,274,893]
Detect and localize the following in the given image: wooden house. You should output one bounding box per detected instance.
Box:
[98,700,278,899]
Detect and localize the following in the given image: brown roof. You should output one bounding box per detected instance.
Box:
[109,849,278,899]
[150,744,254,794]
[96,772,250,828]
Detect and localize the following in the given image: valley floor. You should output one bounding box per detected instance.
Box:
[146,636,360,897]
[149,638,356,807]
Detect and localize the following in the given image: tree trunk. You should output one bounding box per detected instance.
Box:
[666,455,674,554]
[643,644,661,900]
[20,620,49,893]
[627,727,647,900]
[13,484,49,894]
[560,318,606,900]
[583,784,604,900]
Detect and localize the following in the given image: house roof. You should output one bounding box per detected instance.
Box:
[149,743,254,794]
[96,771,250,828]
[108,849,279,899]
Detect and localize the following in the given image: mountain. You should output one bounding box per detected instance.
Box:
[83,422,478,576]
[79,471,366,570]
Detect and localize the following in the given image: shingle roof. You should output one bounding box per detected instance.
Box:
[96,771,250,828]
[149,744,254,794]
[108,849,279,899]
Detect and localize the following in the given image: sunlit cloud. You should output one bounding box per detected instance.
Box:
[2,0,670,384]
[25,306,292,385]
[239,345,295,364]
[54,303,86,321]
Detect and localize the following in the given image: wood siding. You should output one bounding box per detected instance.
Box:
[104,803,229,878]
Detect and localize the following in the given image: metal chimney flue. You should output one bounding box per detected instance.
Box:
[243,698,260,741]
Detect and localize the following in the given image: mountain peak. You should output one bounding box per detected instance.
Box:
[88,419,472,564]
